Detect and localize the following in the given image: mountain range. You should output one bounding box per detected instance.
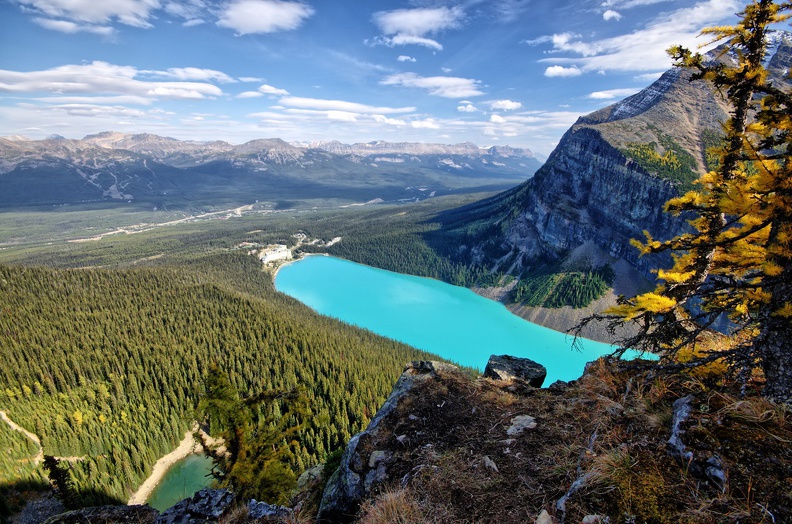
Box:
[0,133,540,209]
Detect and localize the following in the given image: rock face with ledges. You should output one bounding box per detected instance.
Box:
[445,34,792,283]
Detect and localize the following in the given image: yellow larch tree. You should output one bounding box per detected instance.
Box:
[586,0,792,403]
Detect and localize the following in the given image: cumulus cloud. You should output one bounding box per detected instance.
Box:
[411,118,440,129]
[373,114,406,126]
[457,104,478,112]
[490,99,522,110]
[374,7,463,37]
[217,0,314,34]
[236,91,263,98]
[587,88,641,99]
[371,6,463,50]
[326,110,358,122]
[536,0,743,72]
[603,10,622,21]
[490,114,507,123]
[381,73,484,98]
[258,84,290,96]
[278,96,415,114]
[17,0,160,28]
[150,67,237,83]
[0,61,223,100]
[32,18,115,35]
[544,65,582,78]
[398,55,417,62]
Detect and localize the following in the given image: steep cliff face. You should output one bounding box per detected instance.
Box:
[500,126,682,275]
[451,34,792,283]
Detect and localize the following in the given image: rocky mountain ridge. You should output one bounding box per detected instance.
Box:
[444,32,792,283]
[0,133,540,208]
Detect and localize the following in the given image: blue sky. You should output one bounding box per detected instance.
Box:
[0,0,750,156]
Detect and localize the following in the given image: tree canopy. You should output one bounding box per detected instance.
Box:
[582,0,792,403]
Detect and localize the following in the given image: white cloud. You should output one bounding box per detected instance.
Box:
[587,88,641,99]
[327,110,358,122]
[411,118,440,129]
[398,55,417,62]
[371,6,463,50]
[544,65,582,78]
[537,0,743,72]
[182,18,204,26]
[373,7,463,37]
[217,0,314,34]
[381,73,484,98]
[32,18,114,35]
[603,10,622,21]
[0,61,223,100]
[490,99,522,110]
[373,114,406,126]
[239,77,264,83]
[633,72,664,82]
[278,96,415,114]
[371,34,444,50]
[457,104,479,112]
[151,67,237,83]
[50,103,147,118]
[490,114,507,123]
[258,84,290,96]
[18,0,160,28]
[237,91,264,98]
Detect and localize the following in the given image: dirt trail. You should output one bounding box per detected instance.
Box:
[0,410,87,465]
[0,410,43,465]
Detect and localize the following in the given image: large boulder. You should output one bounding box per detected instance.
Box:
[484,355,547,387]
[156,489,234,524]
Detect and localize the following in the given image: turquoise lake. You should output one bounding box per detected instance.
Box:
[276,255,628,384]
[146,454,213,511]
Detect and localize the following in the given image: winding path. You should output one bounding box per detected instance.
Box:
[0,410,43,465]
[0,410,86,465]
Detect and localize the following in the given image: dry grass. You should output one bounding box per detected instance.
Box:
[356,487,427,524]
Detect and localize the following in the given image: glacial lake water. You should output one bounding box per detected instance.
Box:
[146,454,213,511]
[275,255,632,384]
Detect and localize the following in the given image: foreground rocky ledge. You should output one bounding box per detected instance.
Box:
[34,356,792,523]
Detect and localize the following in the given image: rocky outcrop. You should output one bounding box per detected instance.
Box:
[483,355,547,387]
[318,361,456,522]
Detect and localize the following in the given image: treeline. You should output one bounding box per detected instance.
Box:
[513,266,614,309]
[0,253,432,505]
[621,131,699,192]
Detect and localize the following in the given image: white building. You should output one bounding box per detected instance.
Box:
[259,244,293,264]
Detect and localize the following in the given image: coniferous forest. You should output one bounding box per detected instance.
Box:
[0,247,432,506]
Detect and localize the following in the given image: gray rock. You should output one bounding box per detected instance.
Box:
[297,464,324,490]
[582,515,610,524]
[484,355,547,387]
[247,500,293,520]
[318,361,454,523]
[506,414,538,436]
[535,508,555,524]
[156,488,234,524]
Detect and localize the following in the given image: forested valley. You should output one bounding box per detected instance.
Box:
[0,245,432,511]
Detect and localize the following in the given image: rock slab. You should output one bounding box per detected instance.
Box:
[484,355,547,387]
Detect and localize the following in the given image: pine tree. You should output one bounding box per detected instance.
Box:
[581,0,792,402]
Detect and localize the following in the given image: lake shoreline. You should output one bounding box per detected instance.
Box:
[127,424,202,506]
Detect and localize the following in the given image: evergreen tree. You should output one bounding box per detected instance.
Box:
[196,365,310,504]
[582,0,792,402]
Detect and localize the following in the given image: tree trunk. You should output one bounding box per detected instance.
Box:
[757,264,792,404]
